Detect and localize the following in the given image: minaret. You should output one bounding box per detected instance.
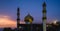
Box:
[17,8,20,31]
[42,2,47,31]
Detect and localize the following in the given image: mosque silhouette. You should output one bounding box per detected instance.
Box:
[3,1,60,31]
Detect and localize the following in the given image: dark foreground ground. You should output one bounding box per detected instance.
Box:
[1,22,60,31]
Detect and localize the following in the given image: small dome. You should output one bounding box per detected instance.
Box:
[24,13,34,23]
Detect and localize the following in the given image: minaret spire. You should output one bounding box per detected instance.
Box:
[17,7,20,31]
[42,1,47,31]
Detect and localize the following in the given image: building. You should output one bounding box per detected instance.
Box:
[24,13,34,24]
[42,2,47,31]
[3,1,47,31]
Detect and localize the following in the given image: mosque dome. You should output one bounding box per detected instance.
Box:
[24,13,34,23]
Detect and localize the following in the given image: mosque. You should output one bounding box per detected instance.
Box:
[3,1,47,31]
[16,1,47,31]
[3,0,60,31]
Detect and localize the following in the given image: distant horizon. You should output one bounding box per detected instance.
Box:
[0,0,60,30]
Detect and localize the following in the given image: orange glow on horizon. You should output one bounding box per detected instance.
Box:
[0,15,25,28]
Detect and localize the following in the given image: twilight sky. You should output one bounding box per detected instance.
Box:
[0,0,60,28]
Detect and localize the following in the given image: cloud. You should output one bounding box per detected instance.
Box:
[0,15,25,28]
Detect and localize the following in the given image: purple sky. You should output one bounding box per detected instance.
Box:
[0,0,60,31]
[0,0,60,23]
